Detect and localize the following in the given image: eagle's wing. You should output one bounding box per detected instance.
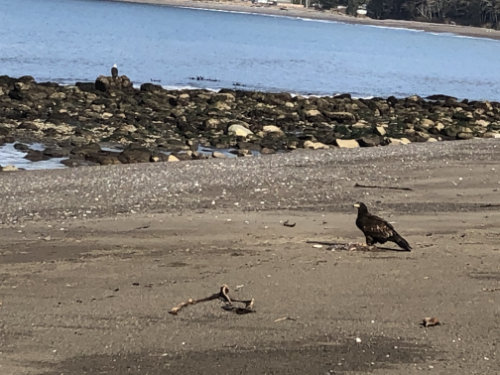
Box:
[361,215,395,241]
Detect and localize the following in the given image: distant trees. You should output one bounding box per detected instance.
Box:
[316,0,500,29]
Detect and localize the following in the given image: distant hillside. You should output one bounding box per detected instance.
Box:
[318,0,500,30]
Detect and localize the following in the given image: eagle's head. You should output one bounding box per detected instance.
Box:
[354,202,368,214]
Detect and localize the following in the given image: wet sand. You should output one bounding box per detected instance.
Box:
[113,0,500,40]
[0,139,499,374]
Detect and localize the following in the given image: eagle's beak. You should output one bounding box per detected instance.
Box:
[353,203,360,208]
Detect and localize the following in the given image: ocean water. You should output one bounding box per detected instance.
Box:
[0,0,500,100]
[0,143,67,170]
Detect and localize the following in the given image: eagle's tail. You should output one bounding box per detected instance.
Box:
[394,233,412,251]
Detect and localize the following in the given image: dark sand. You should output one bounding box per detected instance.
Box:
[0,139,499,374]
[114,0,500,40]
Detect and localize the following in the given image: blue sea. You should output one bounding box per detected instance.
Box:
[1,0,500,101]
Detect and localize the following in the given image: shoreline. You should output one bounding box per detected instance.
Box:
[112,0,500,41]
[1,74,499,170]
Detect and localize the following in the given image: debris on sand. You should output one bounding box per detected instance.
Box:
[169,284,255,315]
[274,316,297,323]
[354,183,413,191]
[307,241,375,251]
[283,220,296,227]
[421,317,441,327]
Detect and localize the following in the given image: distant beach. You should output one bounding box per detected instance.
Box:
[113,0,500,40]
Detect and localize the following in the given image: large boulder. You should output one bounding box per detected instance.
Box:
[228,124,253,137]
[95,75,132,92]
[335,139,359,148]
[118,145,152,164]
[304,140,329,150]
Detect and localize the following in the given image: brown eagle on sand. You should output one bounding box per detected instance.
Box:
[354,202,412,251]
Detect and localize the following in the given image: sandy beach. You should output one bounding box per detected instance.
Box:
[113,0,500,40]
[0,138,499,374]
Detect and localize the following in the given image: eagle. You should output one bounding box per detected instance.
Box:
[111,64,118,79]
[354,202,412,251]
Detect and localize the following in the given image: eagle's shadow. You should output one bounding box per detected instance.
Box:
[306,240,410,252]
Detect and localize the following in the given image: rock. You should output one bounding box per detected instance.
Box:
[304,109,322,118]
[24,149,49,162]
[457,132,474,140]
[140,83,162,92]
[304,140,329,150]
[475,119,490,127]
[426,94,457,102]
[95,75,132,92]
[262,125,284,135]
[260,147,276,154]
[335,139,359,148]
[61,157,96,168]
[375,126,386,136]
[118,146,152,164]
[484,132,499,138]
[204,118,222,130]
[228,124,253,137]
[420,118,435,128]
[358,136,383,147]
[1,165,19,172]
[326,111,356,123]
[352,120,369,129]
[85,152,121,165]
[406,95,423,102]
[388,137,411,145]
[334,93,352,99]
[120,124,137,133]
[72,143,102,156]
[167,154,180,162]
[212,151,227,158]
[212,101,231,111]
[49,92,66,100]
[13,143,30,152]
[434,122,445,131]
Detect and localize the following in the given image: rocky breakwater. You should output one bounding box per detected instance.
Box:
[0,74,499,169]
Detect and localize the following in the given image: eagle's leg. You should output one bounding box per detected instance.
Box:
[365,236,376,246]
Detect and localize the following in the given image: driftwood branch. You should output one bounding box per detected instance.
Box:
[169,284,255,315]
[354,183,413,191]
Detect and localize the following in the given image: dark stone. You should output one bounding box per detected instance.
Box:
[14,143,30,152]
[72,143,102,156]
[0,75,16,86]
[24,149,49,162]
[85,151,121,165]
[237,141,261,152]
[358,135,384,147]
[324,111,356,123]
[426,94,457,101]
[62,157,98,168]
[443,126,460,138]
[8,89,24,100]
[140,83,162,92]
[95,75,133,92]
[75,82,96,92]
[333,93,351,100]
[17,121,39,130]
[17,76,35,84]
[43,146,71,158]
[386,96,398,106]
[118,146,152,164]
